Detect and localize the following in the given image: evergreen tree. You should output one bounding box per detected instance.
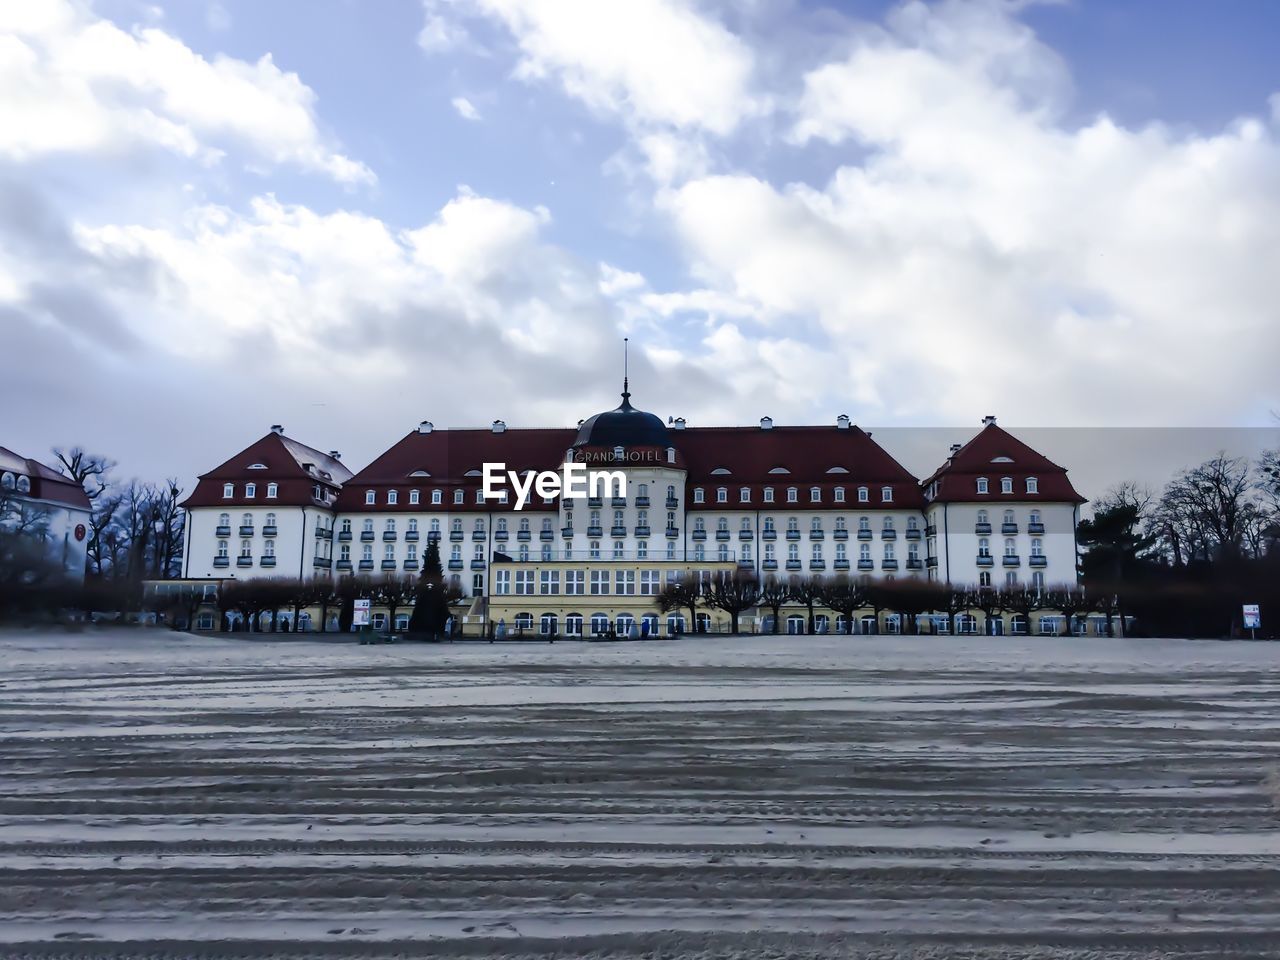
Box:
[409,539,453,638]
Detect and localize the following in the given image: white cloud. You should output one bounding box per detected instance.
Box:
[205,2,231,33]
[0,0,373,183]
[450,95,481,121]
[651,0,1280,425]
[440,0,763,135]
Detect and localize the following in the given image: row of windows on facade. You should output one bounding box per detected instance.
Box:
[0,473,32,494]
[220,508,1044,542]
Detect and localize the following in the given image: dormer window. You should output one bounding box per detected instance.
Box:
[387,490,398,505]
[763,487,774,503]
[716,488,727,503]
[857,486,868,502]
[1026,477,1039,494]
[694,488,705,504]
[1001,477,1013,494]
[365,490,375,505]
[432,490,442,504]
[453,490,464,504]
[245,483,256,498]
[786,487,798,503]
[807,486,819,502]
[266,483,277,499]
[881,486,893,503]
[409,490,420,504]
[739,487,750,502]
[223,483,234,498]
[248,462,267,470]
[976,477,989,494]
[834,487,845,502]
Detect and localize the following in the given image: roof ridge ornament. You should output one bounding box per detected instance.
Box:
[620,337,631,408]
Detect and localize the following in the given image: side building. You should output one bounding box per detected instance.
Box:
[1,446,92,583]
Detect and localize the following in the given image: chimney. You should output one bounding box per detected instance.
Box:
[949,443,962,458]
[492,419,507,433]
[329,451,341,460]
[760,416,773,430]
[836,414,850,430]
[982,415,997,426]
[672,417,686,430]
[417,421,433,434]
[270,424,284,435]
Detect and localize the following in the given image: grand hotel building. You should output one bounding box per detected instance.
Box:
[179,386,1084,635]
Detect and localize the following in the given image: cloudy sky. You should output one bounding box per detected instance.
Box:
[3,0,1278,490]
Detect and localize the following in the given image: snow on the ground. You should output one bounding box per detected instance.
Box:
[1,627,1278,959]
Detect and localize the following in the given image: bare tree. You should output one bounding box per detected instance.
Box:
[819,576,867,635]
[757,576,788,634]
[657,576,701,632]
[787,575,825,634]
[53,448,114,502]
[702,570,760,634]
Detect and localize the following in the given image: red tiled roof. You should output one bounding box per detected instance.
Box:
[0,446,91,510]
[181,433,353,509]
[921,423,1085,504]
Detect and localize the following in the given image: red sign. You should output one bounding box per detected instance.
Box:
[74,523,86,542]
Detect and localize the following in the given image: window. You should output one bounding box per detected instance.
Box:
[590,613,610,635]
[638,483,649,499]
[763,487,774,503]
[242,512,253,528]
[1001,477,1013,494]
[409,489,420,505]
[1030,510,1042,525]
[387,490,398,505]
[540,570,560,595]
[788,543,799,561]
[976,477,989,494]
[881,486,893,503]
[475,490,484,504]
[834,487,845,503]
[883,543,894,560]
[640,570,661,595]
[637,541,648,559]
[218,512,230,527]
[859,543,871,561]
[384,544,395,561]
[716,487,727,503]
[407,544,418,561]
[836,542,847,560]
[408,519,418,534]
[589,540,601,559]
[811,544,822,561]
[223,483,234,498]
[266,483,277,499]
[810,517,822,532]
[515,571,535,595]
[906,516,918,531]
[980,571,992,587]
[765,543,775,561]
[432,490,442,504]
[590,571,610,595]
[978,538,990,557]
[1032,571,1045,592]
[786,487,798,503]
[340,544,350,560]
[363,519,374,534]
[518,544,529,561]
[217,540,228,558]
[565,570,585,595]
[740,487,751,503]
[857,486,869,502]
[883,516,894,531]
[787,517,799,533]
[835,516,847,531]
[365,490,375,505]
[265,512,276,527]
[240,539,251,557]
[1003,509,1015,525]
[245,483,256,498]
[666,485,676,502]
[430,519,440,533]
[978,509,989,524]
[858,516,870,531]
[1004,538,1016,556]
[1026,477,1039,494]
[453,490,464,504]
[810,486,821,502]
[1030,537,1044,558]
[612,541,624,559]
[386,519,397,534]
[615,570,636,595]
[693,488,705,504]
[717,517,729,533]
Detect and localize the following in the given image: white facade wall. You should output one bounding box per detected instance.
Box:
[924,501,1078,588]
[184,504,335,581]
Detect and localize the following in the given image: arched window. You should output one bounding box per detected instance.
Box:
[1003,509,1015,524]
[1004,538,1016,556]
[590,612,610,635]
[810,516,821,531]
[717,517,728,532]
[218,512,230,527]
[564,613,583,636]
[787,517,798,532]
[977,509,988,524]
[810,486,820,502]
[365,489,375,505]
[497,518,507,532]
[540,613,558,635]
[695,517,705,532]
[834,487,845,502]
[0,473,14,490]
[431,489,442,504]
[786,487,798,502]
[740,486,751,502]
[265,512,276,527]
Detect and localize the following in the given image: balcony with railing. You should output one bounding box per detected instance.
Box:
[739,529,753,541]
[561,527,574,538]
[635,525,651,537]
[587,496,603,508]
[236,555,253,567]
[665,526,679,539]
[611,526,627,538]
[360,530,375,542]
[261,556,277,568]
[1002,522,1019,535]
[786,529,801,541]
[213,556,230,568]
[1002,554,1021,567]
[472,529,487,541]
[448,559,464,570]
[880,529,897,540]
[517,529,532,541]
[905,528,922,540]
[833,528,848,540]
[926,557,938,567]
[449,530,464,541]
[587,525,604,537]
[925,524,937,537]
[403,560,419,571]
[336,559,352,571]
[665,497,678,509]
[383,530,397,541]
[427,531,441,542]
[857,528,873,540]
[762,559,778,570]
[310,526,328,539]
[857,559,874,571]
[906,558,923,570]
[494,530,509,542]
[882,559,899,571]
[762,529,777,540]
[785,560,802,571]
[611,497,627,508]
[471,559,486,570]
[834,559,850,571]
[239,525,254,537]
[692,529,707,541]
[635,496,650,508]
[1029,555,1047,568]
[1028,522,1045,535]
[809,529,824,541]
[359,559,374,571]
[314,556,333,569]
[809,560,826,571]
[977,554,994,567]
[381,560,397,570]
[405,529,419,541]
[975,522,992,535]
[540,529,555,541]
[338,529,352,541]
[716,529,731,541]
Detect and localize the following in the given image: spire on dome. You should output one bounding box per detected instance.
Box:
[621,337,631,408]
